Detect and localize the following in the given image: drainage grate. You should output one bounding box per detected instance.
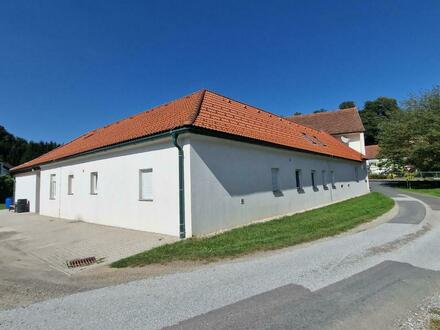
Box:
[67,256,97,268]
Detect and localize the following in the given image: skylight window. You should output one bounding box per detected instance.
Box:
[302,132,327,146]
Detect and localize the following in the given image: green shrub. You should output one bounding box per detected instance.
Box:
[369,173,387,179]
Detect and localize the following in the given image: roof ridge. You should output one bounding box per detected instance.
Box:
[204,90,324,136]
[98,89,208,129]
[68,89,207,143]
[12,89,364,172]
[290,107,358,119]
[202,90,363,160]
[183,89,207,125]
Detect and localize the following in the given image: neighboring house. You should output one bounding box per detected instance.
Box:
[287,108,366,155]
[0,161,12,177]
[11,90,369,237]
[365,145,384,174]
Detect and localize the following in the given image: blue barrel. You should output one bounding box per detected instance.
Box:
[5,197,12,209]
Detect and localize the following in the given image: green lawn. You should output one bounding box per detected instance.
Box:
[112,192,393,268]
[401,187,440,198]
[0,204,5,210]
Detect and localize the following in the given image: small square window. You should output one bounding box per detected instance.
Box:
[67,175,74,195]
[139,169,153,200]
[49,174,56,199]
[90,172,98,195]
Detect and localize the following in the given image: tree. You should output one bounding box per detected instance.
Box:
[313,109,327,114]
[379,86,440,171]
[293,112,303,116]
[339,101,356,109]
[0,175,14,202]
[359,97,400,145]
[0,125,59,166]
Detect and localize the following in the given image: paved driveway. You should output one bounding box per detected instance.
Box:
[0,211,176,275]
[2,184,440,329]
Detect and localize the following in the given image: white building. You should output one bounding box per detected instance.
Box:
[12,90,369,238]
[365,145,385,174]
[288,108,366,155]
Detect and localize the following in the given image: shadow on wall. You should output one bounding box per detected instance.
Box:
[191,141,366,197]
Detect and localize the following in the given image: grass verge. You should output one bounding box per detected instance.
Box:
[430,319,440,330]
[111,192,394,268]
[401,187,440,198]
[0,204,5,210]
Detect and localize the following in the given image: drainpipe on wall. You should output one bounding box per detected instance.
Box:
[171,132,186,239]
[328,157,333,202]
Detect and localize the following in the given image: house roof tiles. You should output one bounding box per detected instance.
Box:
[365,144,380,160]
[12,90,363,172]
[288,108,365,135]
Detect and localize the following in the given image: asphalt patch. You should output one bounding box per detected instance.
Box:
[168,261,440,330]
[389,201,426,224]
[403,192,440,211]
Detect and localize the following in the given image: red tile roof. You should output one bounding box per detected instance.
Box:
[365,145,380,160]
[12,90,363,172]
[288,108,365,135]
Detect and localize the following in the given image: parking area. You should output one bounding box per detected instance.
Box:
[0,210,177,275]
[0,210,180,309]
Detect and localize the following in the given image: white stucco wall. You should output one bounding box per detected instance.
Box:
[358,132,366,155]
[14,171,39,212]
[188,135,370,236]
[13,132,370,237]
[333,132,366,155]
[37,138,182,236]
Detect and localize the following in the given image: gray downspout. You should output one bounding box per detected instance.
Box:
[172,132,186,239]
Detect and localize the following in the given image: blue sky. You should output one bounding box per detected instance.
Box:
[1,0,439,143]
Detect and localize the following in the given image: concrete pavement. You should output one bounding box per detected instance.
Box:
[0,211,177,309]
[0,211,176,275]
[1,182,440,329]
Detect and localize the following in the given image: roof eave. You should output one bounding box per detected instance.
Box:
[11,125,363,175]
[331,129,366,135]
[10,126,192,174]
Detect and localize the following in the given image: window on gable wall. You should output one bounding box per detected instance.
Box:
[139,169,153,200]
[50,174,56,199]
[67,175,74,195]
[90,172,98,194]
